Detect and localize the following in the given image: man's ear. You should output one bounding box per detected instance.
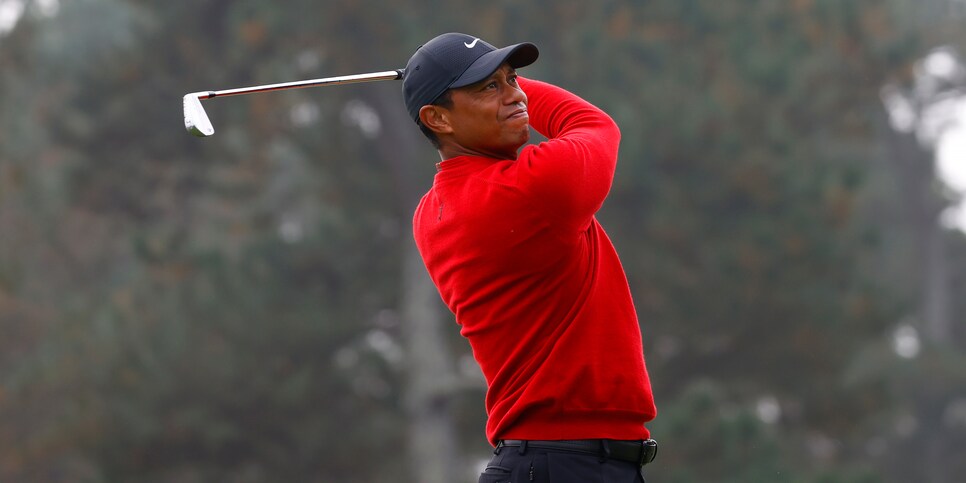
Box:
[418,105,453,135]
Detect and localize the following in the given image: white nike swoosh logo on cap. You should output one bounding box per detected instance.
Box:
[464,38,480,48]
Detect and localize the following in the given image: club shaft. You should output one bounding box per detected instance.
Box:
[198,69,404,100]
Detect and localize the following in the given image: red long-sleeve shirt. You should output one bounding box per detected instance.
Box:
[413,77,656,446]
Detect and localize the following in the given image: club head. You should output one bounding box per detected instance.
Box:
[183,92,214,137]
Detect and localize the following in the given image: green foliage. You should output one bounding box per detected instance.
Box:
[1,0,964,481]
[646,381,785,482]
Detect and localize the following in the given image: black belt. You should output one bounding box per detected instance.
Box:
[498,439,657,467]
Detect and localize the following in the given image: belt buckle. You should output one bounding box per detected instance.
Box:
[638,439,658,466]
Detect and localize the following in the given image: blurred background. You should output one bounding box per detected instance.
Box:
[1,1,965,482]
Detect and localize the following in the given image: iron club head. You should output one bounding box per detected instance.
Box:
[183,92,214,137]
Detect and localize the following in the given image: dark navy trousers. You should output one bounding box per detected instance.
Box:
[478,443,648,483]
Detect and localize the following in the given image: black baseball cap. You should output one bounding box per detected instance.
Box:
[402,32,539,122]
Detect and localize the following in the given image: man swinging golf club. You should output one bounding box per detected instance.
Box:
[403,33,658,482]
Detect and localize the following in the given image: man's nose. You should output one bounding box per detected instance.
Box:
[504,82,526,104]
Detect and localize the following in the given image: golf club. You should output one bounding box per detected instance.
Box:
[184,69,405,137]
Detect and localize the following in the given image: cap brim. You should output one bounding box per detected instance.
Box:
[450,42,539,89]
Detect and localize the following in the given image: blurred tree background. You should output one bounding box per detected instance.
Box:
[1,0,965,482]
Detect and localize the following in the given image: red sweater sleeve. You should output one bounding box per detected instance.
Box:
[517,77,621,227]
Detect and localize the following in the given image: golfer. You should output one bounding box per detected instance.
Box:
[403,33,658,482]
